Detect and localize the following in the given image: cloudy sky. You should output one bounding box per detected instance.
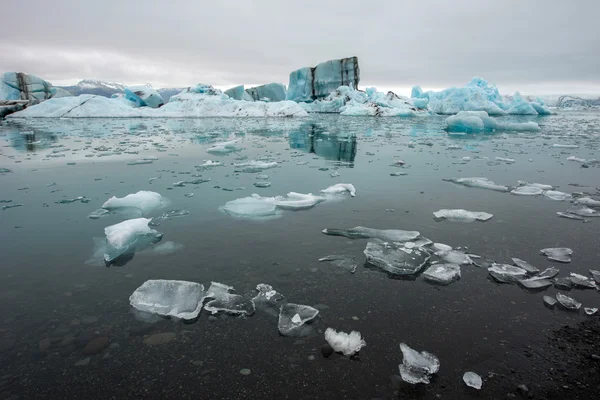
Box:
[3,1,599,95]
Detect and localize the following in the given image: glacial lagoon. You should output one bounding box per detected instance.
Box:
[1,112,599,398]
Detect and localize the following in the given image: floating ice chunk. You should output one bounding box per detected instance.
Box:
[553,277,573,290]
[445,111,540,133]
[567,156,588,163]
[88,208,110,219]
[407,238,434,249]
[251,284,284,316]
[444,177,509,192]
[127,159,153,166]
[278,303,319,336]
[129,279,205,320]
[463,372,483,390]
[255,192,325,211]
[322,226,420,242]
[543,295,557,308]
[253,182,271,188]
[488,264,528,283]
[158,210,190,220]
[364,241,431,276]
[517,277,552,290]
[433,209,493,222]
[234,160,278,171]
[511,186,543,196]
[398,343,440,385]
[320,183,356,197]
[220,196,279,219]
[435,249,472,265]
[204,282,255,316]
[553,144,579,148]
[495,157,515,163]
[511,258,539,274]
[590,270,600,284]
[319,255,357,273]
[557,212,585,220]
[432,243,452,252]
[540,248,572,263]
[517,181,553,190]
[104,218,163,264]
[566,206,600,218]
[124,85,164,108]
[543,190,572,201]
[206,139,240,154]
[102,191,166,216]
[575,197,600,207]
[585,308,598,316]
[556,292,581,311]
[198,160,222,167]
[287,57,359,102]
[531,267,559,279]
[422,264,461,285]
[569,273,597,289]
[324,328,366,356]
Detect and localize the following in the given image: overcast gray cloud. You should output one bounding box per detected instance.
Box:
[2,0,600,94]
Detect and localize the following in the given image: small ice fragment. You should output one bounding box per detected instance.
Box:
[584,308,598,316]
[488,264,528,283]
[543,190,572,201]
[517,278,552,290]
[537,267,560,279]
[364,241,431,276]
[495,157,515,163]
[127,160,153,165]
[557,212,585,220]
[102,191,166,216]
[234,160,278,172]
[318,255,357,273]
[88,209,109,219]
[540,248,572,263]
[566,207,599,218]
[198,160,222,167]
[203,282,255,316]
[390,172,408,176]
[206,139,240,154]
[444,177,509,192]
[253,182,271,188]
[433,209,493,222]
[575,197,600,207]
[556,292,581,311]
[553,144,579,148]
[129,279,205,320]
[511,186,543,196]
[398,343,440,385]
[517,181,553,190]
[435,249,472,265]
[251,284,283,316]
[422,264,461,285]
[256,174,269,180]
[569,273,597,289]
[158,210,190,219]
[590,270,600,284]
[104,218,163,264]
[324,328,366,356]
[320,183,357,197]
[511,258,539,274]
[254,192,325,211]
[463,372,482,390]
[322,226,420,242]
[543,296,557,309]
[220,196,279,219]
[553,277,573,290]
[278,303,319,336]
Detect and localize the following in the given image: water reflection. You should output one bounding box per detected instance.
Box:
[289,123,357,164]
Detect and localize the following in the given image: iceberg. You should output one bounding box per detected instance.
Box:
[9,84,308,118]
[129,279,205,320]
[398,343,440,384]
[104,218,163,264]
[320,183,356,197]
[204,282,255,316]
[124,85,164,108]
[245,83,287,102]
[287,57,360,102]
[278,303,319,336]
[433,209,493,222]
[224,85,253,101]
[323,226,420,242]
[445,111,540,133]
[422,264,461,285]
[1,72,71,117]
[543,190,572,201]
[324,328,366,356]
[102,190,166,216]
[411,77,552,115]
[364,241,431,276]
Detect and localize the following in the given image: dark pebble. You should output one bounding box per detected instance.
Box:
[321,343,333,358]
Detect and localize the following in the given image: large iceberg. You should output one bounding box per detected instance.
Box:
[445,111,540,133]
[287,57,360,102]
[245,83,287,102]
[9,84,308,118]
[1,72,70,117]
[412,77,552,115]
[224,85,253,101]
[124,85,164,108]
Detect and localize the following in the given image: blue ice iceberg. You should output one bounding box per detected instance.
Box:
[445,111,541,133]
[224,85,253,101]
[412,77,552,115]
[287,57,360,102]
[1,72,71,117]
[245,83,287,102]
[124,85,165,108]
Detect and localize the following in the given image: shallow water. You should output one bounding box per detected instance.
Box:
[0,113,599,399]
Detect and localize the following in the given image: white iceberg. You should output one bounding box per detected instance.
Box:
[445,111,540,133]
[433,209,493,222]
[102,190,166,216]
[104,218,163,264]
[320,183,356,197]
[129,279,205,320]
[324,328,366,356]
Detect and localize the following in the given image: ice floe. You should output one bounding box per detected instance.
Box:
[444,177,509,192]
[219,196,280,219]
[488,264,528,283]
[318,255,358,273]
[433,209,493,222]
[129,279,205,320]
[556,293,581,311]
[324,328,366,356]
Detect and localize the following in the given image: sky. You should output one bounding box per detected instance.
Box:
[2,1,600,96]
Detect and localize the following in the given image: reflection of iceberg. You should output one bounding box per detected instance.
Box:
[288,123,357,164]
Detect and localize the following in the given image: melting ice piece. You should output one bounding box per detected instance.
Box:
[318,255,358,273]
[253,182,271,188]
[278,303,319,336]
[463,372,483,390]
[234,160,278,172]
[517,278,552,290]
[206,139,240,154]
[557,212,585,221]
[511,258,539,274]
[517,181,553,190]
[102,191,166,216]
[444,177,509,192]
[323,226,420,242]
[364,241,431,276]
[251,284,284,316]
[422,264,461,285]
[324,328,366,356]
[320,183,357,197]
[488,264,528,283]
[495,157,515,163]
[590,270,600,284]
[537,267,560,279]
[566,206,600,218]
[556,292,581,311]
[543,190,572,201]
[254,192,325,211]
[584,308,598,316]
[220,196,279,219]
[553,144,579,148]
[129,279,205,320]
[433,209,493,222]
[553,277,573,290]
[540,248,572,263]
[198,160,222,167]
[104,218,163,264]
[158,210,190,220]
[398,343,440,385]
[569,273,597,289]
[204,282,255,316]
[88,209,109,219]
[575,197,600,207]
[543,296,557,309]
[511,186,543,196]
[435,249,472,265]
[406,238,434,249]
